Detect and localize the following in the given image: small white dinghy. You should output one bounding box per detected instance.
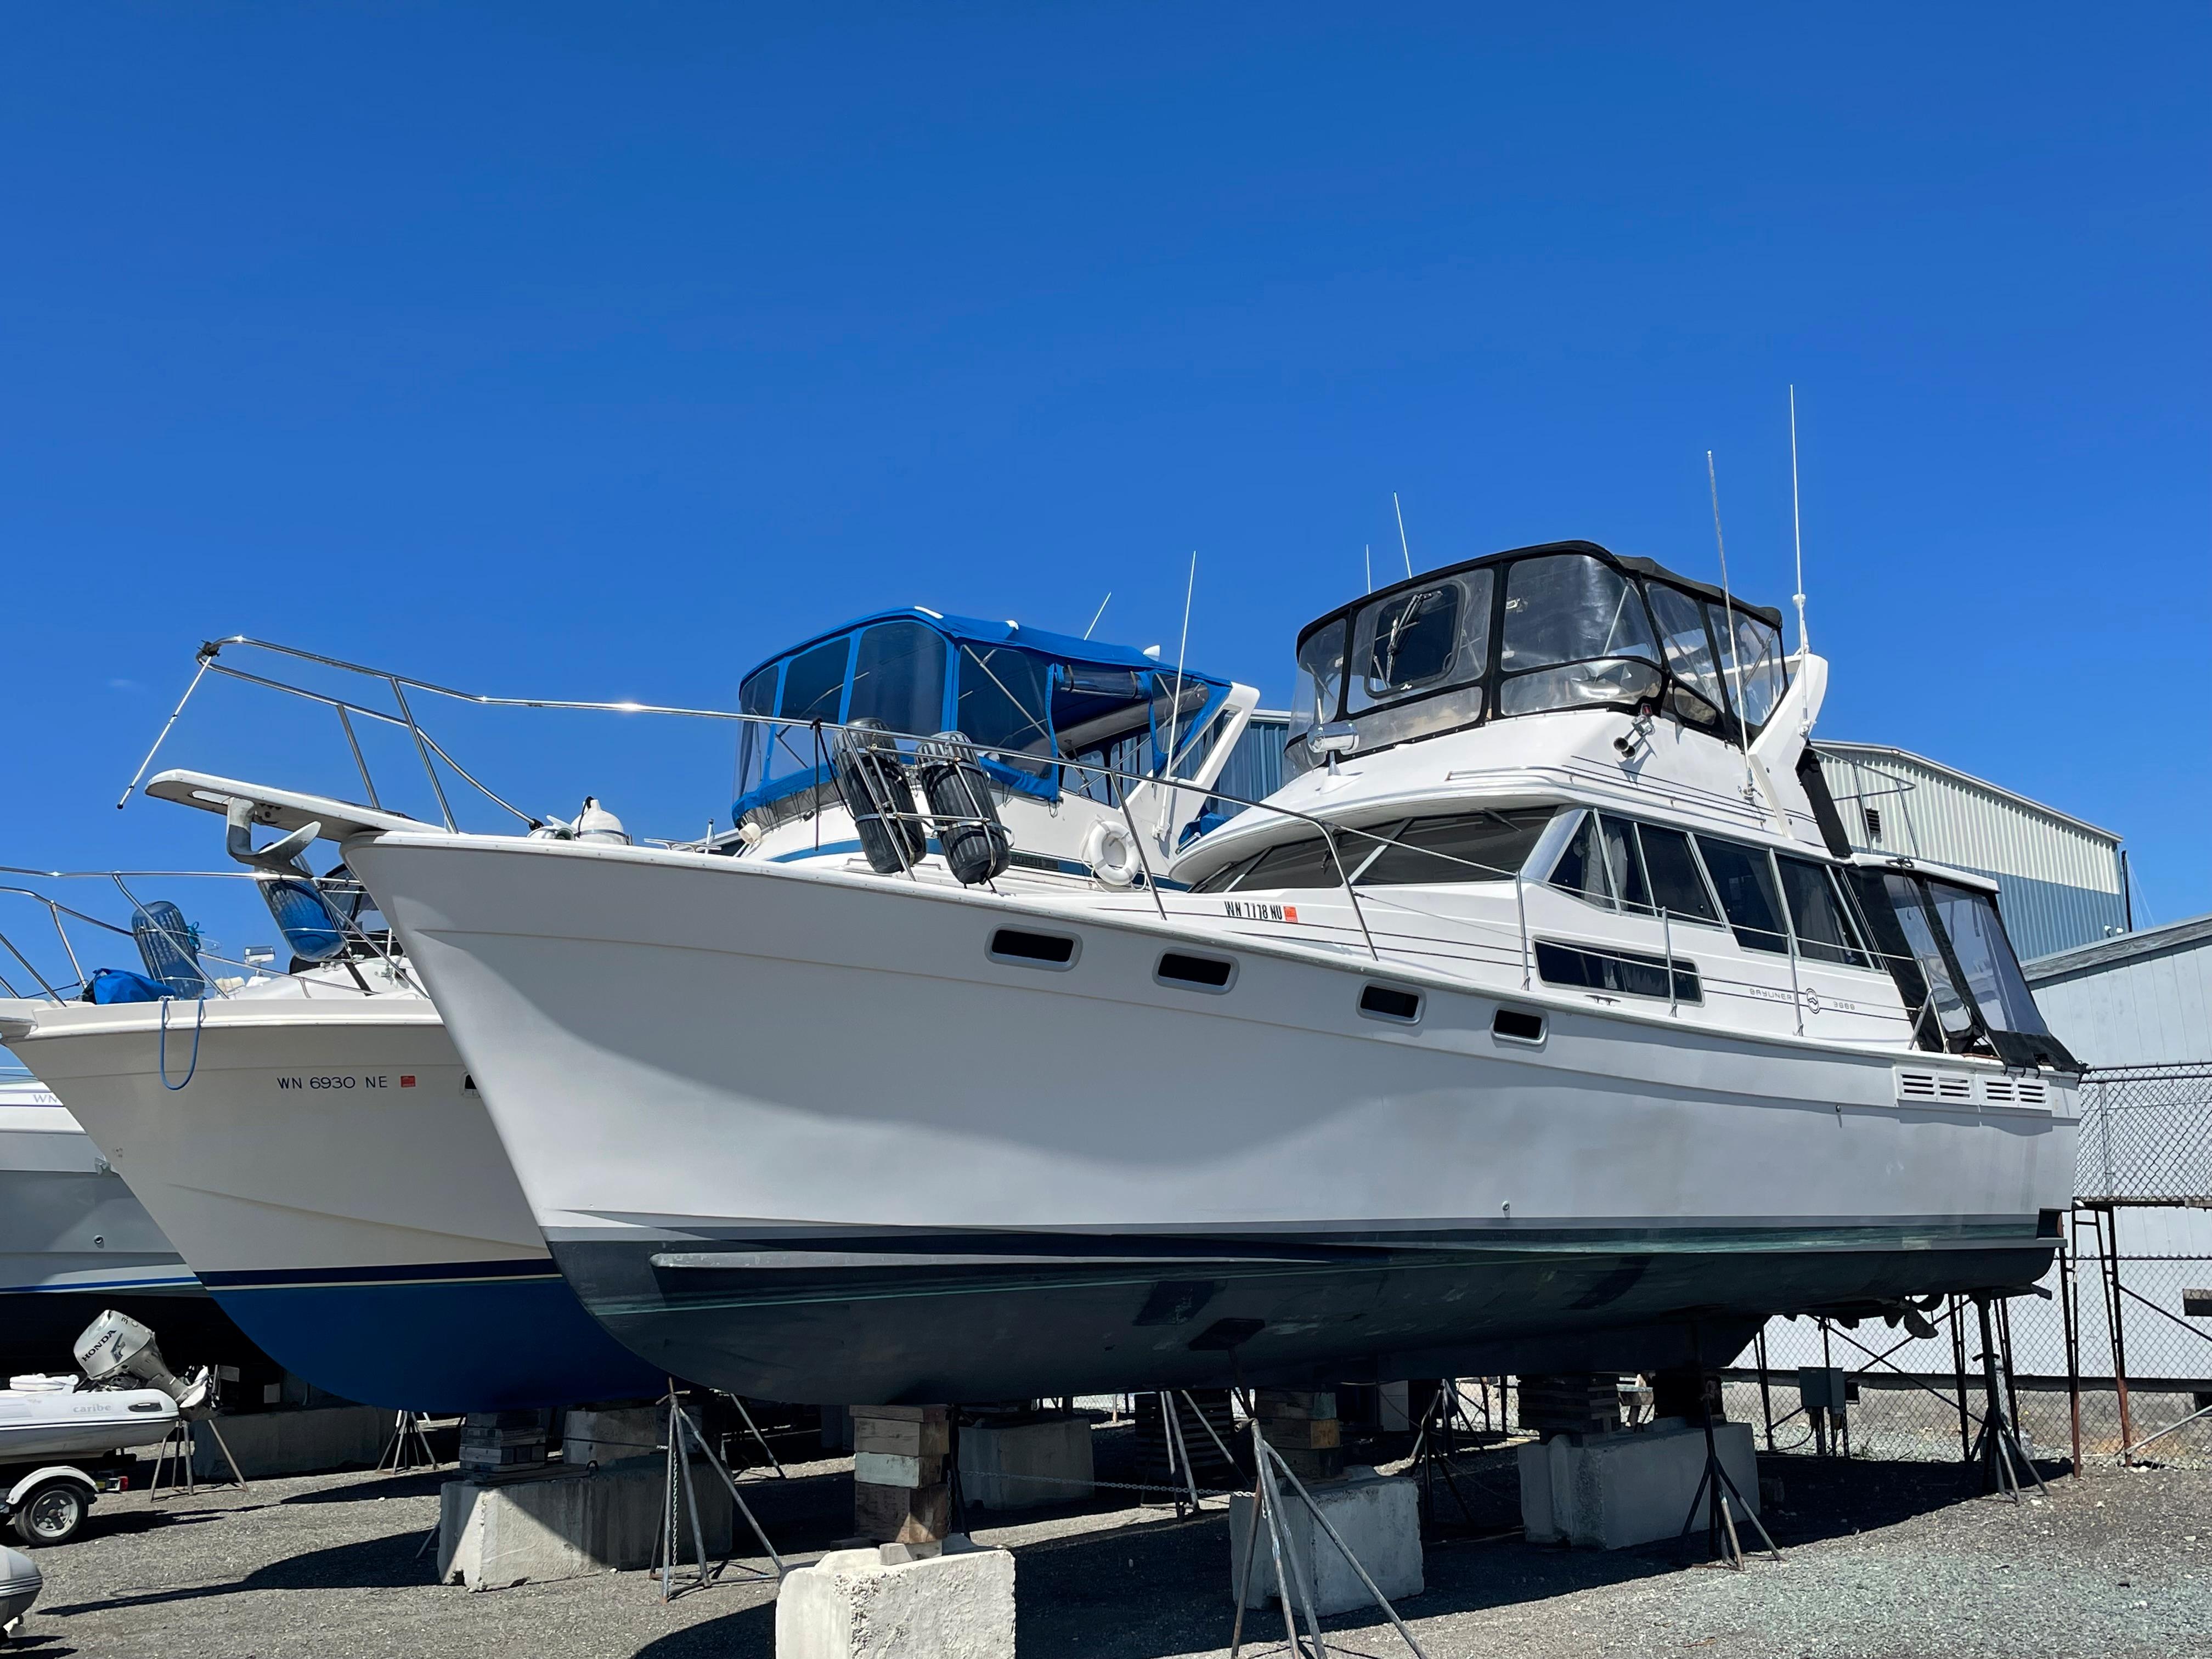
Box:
[0,1374,177,1465]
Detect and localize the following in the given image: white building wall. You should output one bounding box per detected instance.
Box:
[2025,918,2212,1069]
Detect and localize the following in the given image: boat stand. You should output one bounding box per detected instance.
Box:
[1228,1422,1430,1659]
[376,1410,443,1474]
[1968,1294,2049,1503]
[148,1415,250,1499]
[655,1381,785,1604]
[1403,1381,1491,1536]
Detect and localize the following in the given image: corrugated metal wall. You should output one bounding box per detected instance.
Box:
[1813,742,2128,960]
[1207,711,1289,820]
[2026,921,2212,1067]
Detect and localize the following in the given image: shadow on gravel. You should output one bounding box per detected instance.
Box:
[41,1531,434,1616]
[280,1469,453,1504]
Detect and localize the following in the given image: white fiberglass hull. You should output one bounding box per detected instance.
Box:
[0,1384,178,1464]
[350,832,2076,1403]
[0,998,661,1410]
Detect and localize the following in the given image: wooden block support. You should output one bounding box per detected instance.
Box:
[850,1406,953,1544]
[1255,1390,1338,1421]
[854,1415,951,1458]
[854,1480,951,1544]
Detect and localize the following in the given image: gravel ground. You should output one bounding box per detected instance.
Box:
[10,1433,2208,1659]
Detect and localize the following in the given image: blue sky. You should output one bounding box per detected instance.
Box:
[3,4,2206,969]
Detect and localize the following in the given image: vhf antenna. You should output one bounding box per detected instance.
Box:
[1788,385,1809,656]
[1392,493,1414,578]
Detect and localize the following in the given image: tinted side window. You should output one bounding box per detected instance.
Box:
[1356,810,1551,886]
[1599,816,1650,913]
[1776,856,1871,968]
[847,622,946,737]
[1883,874,1976,1041]
[1637,825,1720,923]
[1927,881,2053,1036]
[1696,838,1788,953]
[1549,813,1610,905]
[1189,852,1260,895]
[1232,837,1346,890]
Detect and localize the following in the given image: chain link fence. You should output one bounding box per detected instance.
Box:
[1721,1063,2212,1472]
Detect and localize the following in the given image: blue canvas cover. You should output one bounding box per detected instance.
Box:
[84,966,177,1004]
[257,876,347,963]
[131,901,209,998]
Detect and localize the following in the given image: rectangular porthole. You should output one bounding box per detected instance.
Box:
[1492,1007,1546,1044]
[1156,951,1235,992]
[989,928,1079,969]
[1359,984,1423,1024]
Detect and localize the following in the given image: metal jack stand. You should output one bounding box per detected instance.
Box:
[1675,1372,1780,1570]
[1404,1382,1483,1536]
[1229,1422,1431,1659]
[377,1410,442,1473]
[149,1415,250,1498]
[1969,1295,2049,1503]
[656,1381,785,1604]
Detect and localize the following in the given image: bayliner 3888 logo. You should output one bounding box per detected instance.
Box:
[1223,901,1299,922]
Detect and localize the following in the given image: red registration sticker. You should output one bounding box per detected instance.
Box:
[399,1075,416,1088]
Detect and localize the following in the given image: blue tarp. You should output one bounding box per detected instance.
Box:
[83,967,179,1005]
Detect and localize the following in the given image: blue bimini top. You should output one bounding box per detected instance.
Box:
[732,607,1235,822]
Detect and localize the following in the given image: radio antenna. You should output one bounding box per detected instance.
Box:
[1364,545,1373,594]
[1082,591,1113,640]
[1788,385,1809,656]
[1392,493,1414,577]
[1162,551,1197,782]
[1707,451,1760,795]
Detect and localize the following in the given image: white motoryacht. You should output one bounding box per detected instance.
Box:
[167,544,2081,1404]
[0,1071,207,1375]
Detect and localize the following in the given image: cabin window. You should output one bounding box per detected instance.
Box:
[1882,874,1977,1042]
[1189,851,1261,894]
[1696,837,1791,954]
[1923,881,2053,1037]
[1227,836,1347,890]
[846,623,946,738]
[1536,940,1701,1003]
[1348,571,1492,714]
[1353,809,1552,886]
[1636,824,1722,924]
[1548,812,1612,906]
[1776,856,1874,968]
[989,928,1078,968]
[1156,951,1235,991]
[1646,585,1728,730]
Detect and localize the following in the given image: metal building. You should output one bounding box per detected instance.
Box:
[2024,917,2212,1068]
[1810,742,2130,961]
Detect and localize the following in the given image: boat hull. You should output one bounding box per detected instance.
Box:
[349,833,2076,1404]
[0,1386,178,1464]
[1,1002,663,1412]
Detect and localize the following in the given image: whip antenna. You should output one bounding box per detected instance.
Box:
[1788,385,1809,656]
[1082,591,1113,640]
[1392,493,1414,578]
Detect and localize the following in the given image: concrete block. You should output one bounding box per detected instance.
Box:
[562,1404,661,1469]
[190,1404,388,1480]
[1229,1468,1421,1616]
[1517,1419,1758,1550]
[438,1458,733,1588]
[776,1539,1014,1659]
[957,1414,1094,1511]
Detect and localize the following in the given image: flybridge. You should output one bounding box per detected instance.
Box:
[1290,540,1792,768]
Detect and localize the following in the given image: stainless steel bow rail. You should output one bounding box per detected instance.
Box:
[120,636,1940,1046]
[0,868,411,1003]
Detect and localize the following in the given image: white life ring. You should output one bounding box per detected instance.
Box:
[1082,820,1142,887]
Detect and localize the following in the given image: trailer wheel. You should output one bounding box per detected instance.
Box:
[10,1479,88,1546]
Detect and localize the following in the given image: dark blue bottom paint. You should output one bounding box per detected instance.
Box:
[204,1269,668,1411]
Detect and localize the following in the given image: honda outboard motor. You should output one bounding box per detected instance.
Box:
[833,720,927,874]
[129,901,208,999]
[72,1311,212,1418]
[916,732,1012,887]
